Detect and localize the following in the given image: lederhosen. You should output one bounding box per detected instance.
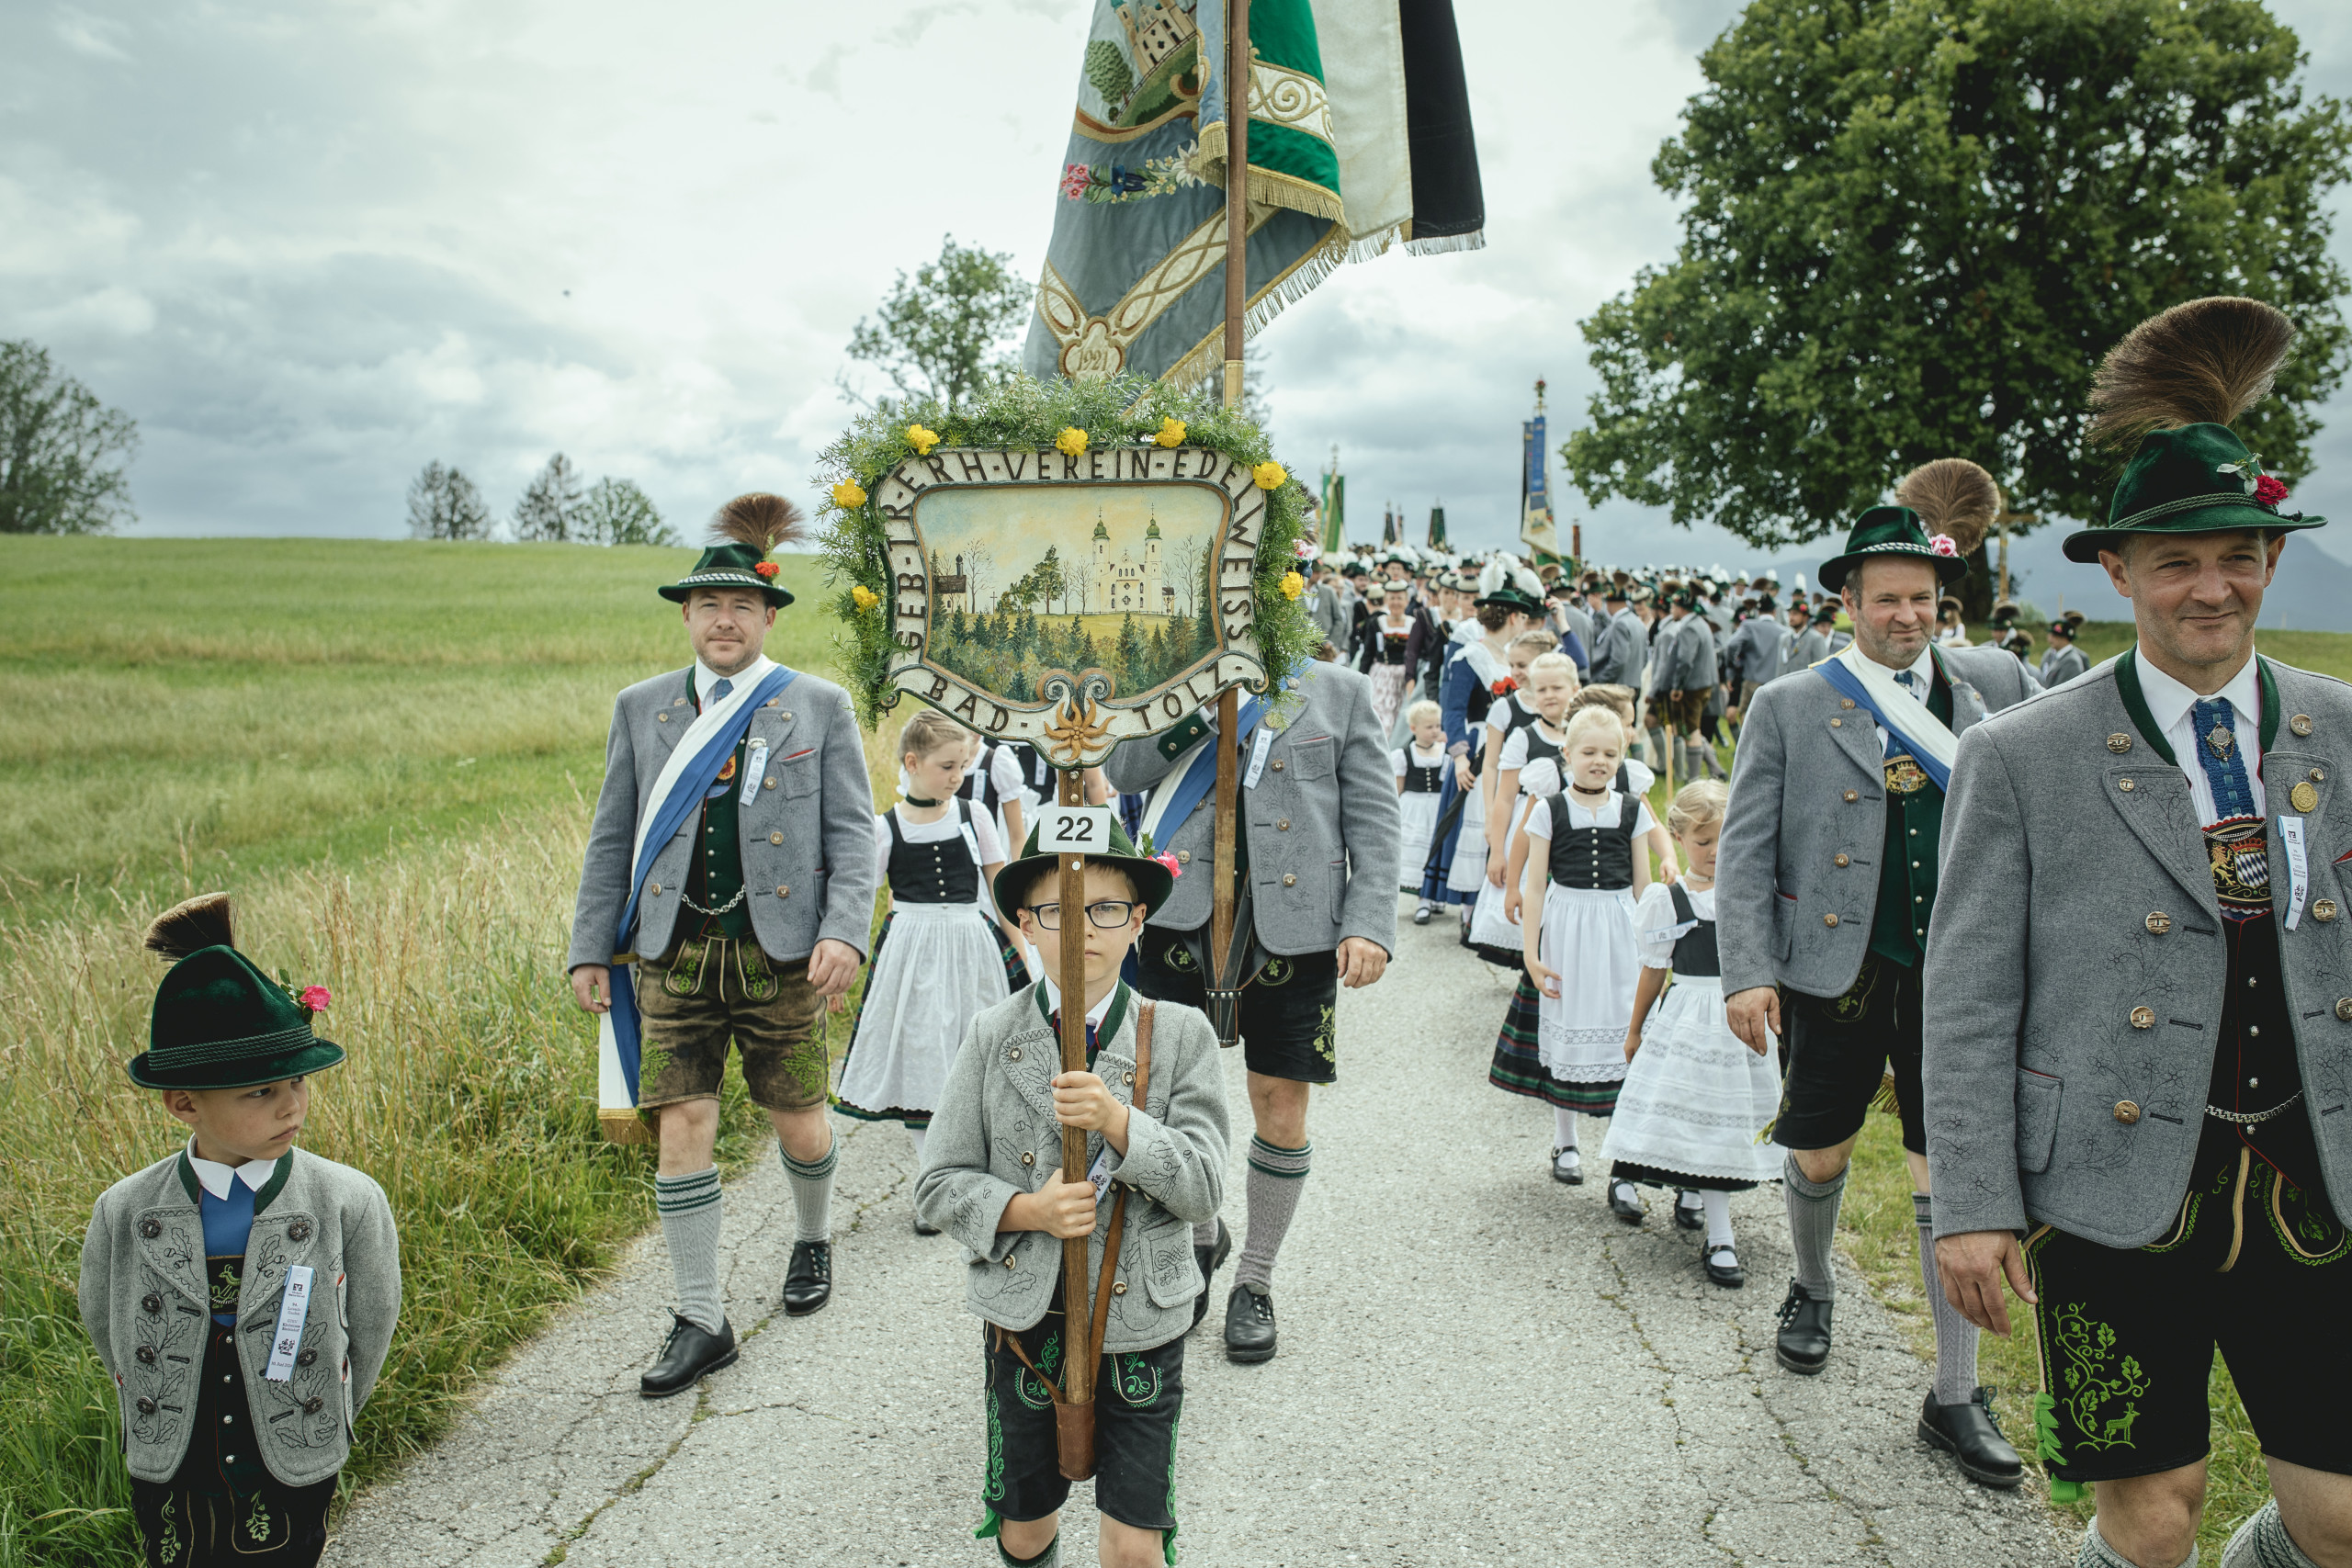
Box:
[1772,667,1951,1156]
[2025,665,2350,1493]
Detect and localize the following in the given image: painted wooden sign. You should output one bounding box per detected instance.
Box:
[873,445,1269,766]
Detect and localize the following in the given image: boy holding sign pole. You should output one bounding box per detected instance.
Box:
[916,805,1228,1568]
[80,893,401,1568]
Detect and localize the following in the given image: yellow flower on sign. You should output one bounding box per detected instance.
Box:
[1154,417,1187,448]
[1280,570,1304,600]
[905,424,940,456]
[1056,426,1090,457]
[850,584,880,612]
[1252,461,1286,491]
[831,479,867,509]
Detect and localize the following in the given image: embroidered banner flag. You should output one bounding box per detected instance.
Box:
[1521,387,1559,559]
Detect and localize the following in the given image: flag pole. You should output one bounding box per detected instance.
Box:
[1054,766,1095,1461]
[1210,0,1250,1040]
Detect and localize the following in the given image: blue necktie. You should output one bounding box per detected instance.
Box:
[1895,669,1919,699]
[2190,697,2256,820]
[707,676,733,705]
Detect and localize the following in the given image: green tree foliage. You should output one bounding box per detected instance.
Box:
[576,477,677,546]
[1085,39,1136,108]
[406,460,493,540]
[1563,0,2352,551]
[0,339,137,534]
[845,235,1030,413]
[513,452,585,542]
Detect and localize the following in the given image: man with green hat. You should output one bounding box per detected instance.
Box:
[2041,617,2091,688]
[81,892,401,1568]
[1927,297,2352,1568]
[568,493,877,1397]
[1716,479,2038,1489]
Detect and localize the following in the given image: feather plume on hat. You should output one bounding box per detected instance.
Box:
[2086,297,2296,452]
[711,493,807,552]
[146,892,234,961]
[1477,556,1510,598]
[1895,458,2004,558]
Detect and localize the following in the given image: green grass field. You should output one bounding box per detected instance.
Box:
[4,538,2346,1564]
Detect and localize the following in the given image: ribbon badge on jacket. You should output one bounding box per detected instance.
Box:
[598,660,800,1124]
[1814,643,1961,792]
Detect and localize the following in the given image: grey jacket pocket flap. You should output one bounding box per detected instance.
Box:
[2017,1069,2062,1174]
[1290,736,1334,780]
[1139,1220,1200,1308]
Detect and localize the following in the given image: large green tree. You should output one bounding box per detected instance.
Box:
[0,340,137,534]
[844,234,1029,413]
[1564,0,2352,556]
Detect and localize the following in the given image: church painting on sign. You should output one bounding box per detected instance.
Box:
[916,482,1221,704]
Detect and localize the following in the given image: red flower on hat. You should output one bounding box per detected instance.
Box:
[299,986,332,1013]
[1928,534,1959,557]
[753,561,779,579]
[2256,474,2290,506]
[1152,852,1182,878]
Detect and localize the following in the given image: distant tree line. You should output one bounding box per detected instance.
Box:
[406,453,678,546]
[0,339,138,534]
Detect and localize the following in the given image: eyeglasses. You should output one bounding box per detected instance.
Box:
[1022,900,1137,931]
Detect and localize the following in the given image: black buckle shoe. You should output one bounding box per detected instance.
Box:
[1191,1220,1232,1329]
[1918,1386,2024,1488]
[1608,1181,1645,1225]
[1672,1190,1706,1231]
[782,1240,831,1317]
[1551,1147,1583,1186]
[1412,904,1433,926]
[639,1313,736,1399]
[1703,1245,1746,1289]
[1223,1283,1277,1363]
[1774,1280,1833,1374]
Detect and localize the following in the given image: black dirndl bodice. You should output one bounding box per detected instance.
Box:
[886,801,979,904]
[1546,792,1640,891]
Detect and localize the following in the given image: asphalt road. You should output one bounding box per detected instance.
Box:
[324,899,2064,1566]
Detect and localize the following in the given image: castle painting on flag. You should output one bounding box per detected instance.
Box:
[915,481,1223,704]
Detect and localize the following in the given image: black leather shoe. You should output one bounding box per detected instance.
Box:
[1608,1181,1645,1224]
[1412,904,1433,926]
[1703,1245,1746,1289]
[1918,1387,2024,1488]
[1223,1283,1277,1363]
[1775,1280,1834,1374]
[782,1240,831,1317]
[1551,1147,1583,1186]
[1191,1220,1232,1329]
[639,1314,736,1398]
[1672,1190,1706,1231]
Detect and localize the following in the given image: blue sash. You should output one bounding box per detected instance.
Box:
[1146,687,1279,844]
[606,663,799,1099]
[1815,659,1951,792]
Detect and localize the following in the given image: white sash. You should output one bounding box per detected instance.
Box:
[1828,643,1960,780]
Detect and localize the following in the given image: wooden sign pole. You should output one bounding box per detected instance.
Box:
[1055,766,1095,1419]
[1210,0,1250,1040]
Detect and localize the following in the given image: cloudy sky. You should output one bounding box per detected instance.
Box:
[4,0,2348,579]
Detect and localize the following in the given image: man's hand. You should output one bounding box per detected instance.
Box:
[571,964,611,1015]
[1031,1168,1100,1240]
[806,939,860,999]
[1052,1070,1129,1149]
[1337,937,1389,988]
[1725,986,1781,1055]
[1936,1230,2038,1335]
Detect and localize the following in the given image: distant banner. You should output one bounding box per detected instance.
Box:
[1521,411,1557,557]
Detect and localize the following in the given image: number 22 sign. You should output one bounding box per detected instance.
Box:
[1036,806,1115,854]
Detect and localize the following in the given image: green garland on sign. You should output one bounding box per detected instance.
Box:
[815,372,1318,729]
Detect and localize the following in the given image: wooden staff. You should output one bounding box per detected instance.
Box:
[1055,767,1095,1424]
[1210,0,1250,1043]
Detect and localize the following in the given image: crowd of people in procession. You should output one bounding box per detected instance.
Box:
[76,297,2350,1568]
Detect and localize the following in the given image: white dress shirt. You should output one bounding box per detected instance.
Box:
[1873,645,1938,756]
[2132,648,2266,824]
[186,1136,280,1200]
[694,655,775,708]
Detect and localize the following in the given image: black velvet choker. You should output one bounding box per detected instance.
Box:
[904,795,942,808]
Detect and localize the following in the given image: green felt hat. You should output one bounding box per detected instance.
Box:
[658,543,794,608]
[992,816,1176,927]
[130,895,345,1091]
[1815,506,1968,594]
[2061,423,2324,563]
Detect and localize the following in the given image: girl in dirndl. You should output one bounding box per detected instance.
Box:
[1514,705,1656,1187]
[837,711,1027,1229]
[1466,650,1576,965]
[1600,780,1781,1285]
[1395,700,1448,898]
[1362,586,1416,739]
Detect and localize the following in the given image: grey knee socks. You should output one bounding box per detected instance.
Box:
[1235,1136,1311,1290]
[1914,1192,1981,1405]
[2084,1517,2199,1568]
[782,1136,836,1244]
[2222,1500,2315,1568]
[1782,1152,1845,1297]
[655,1168,725,1332]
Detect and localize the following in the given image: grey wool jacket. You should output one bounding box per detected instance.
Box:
[912,986,1231,1350]
[1102,661,1400,958]
[80,1146,401,1486]
[1715,643,2039,1000]
[1924,657,2352,1248]
[567,664,877,971]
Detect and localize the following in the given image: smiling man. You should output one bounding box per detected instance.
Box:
[568,495,875,1397]
[1716,477,2038,1488]
[1928,299,2352,1568]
